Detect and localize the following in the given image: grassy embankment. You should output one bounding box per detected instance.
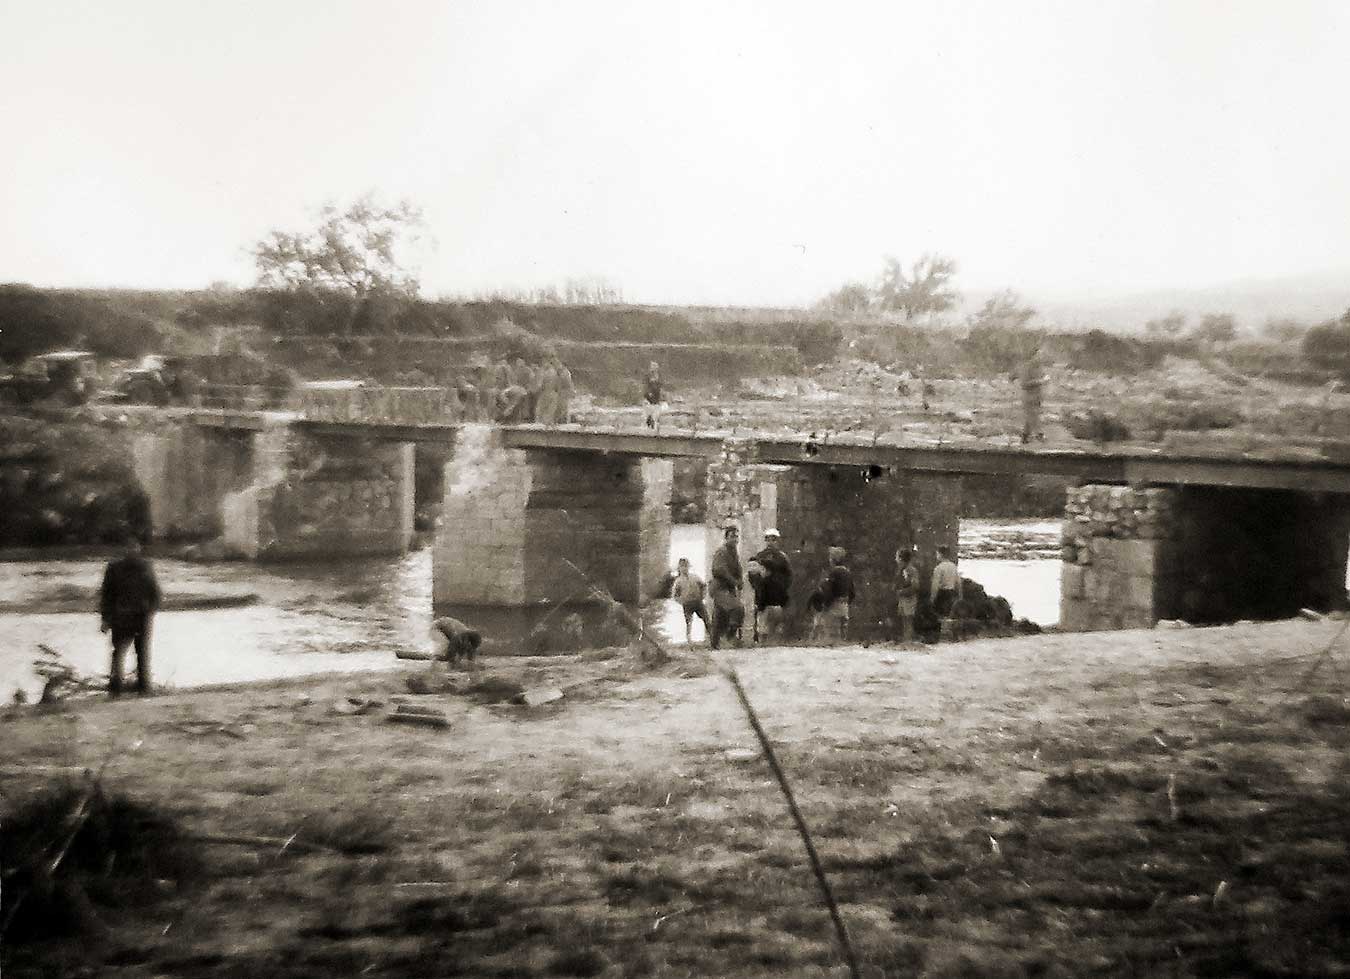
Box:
[3,621,1349,977]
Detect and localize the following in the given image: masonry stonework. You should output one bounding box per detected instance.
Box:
[432,427,673,637]
[131,422,253,540]
[1060,484,1350,631]
[1059,485,1179,631]
[222,424,415,560]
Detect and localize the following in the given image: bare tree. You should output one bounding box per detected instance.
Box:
[966,289,1036,333]
[253,195,426,333]
[875,254,959,322]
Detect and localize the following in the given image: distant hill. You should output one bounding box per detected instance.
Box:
[1006,270,1350,334]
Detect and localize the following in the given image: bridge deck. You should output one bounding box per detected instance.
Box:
[187,412,1350,493]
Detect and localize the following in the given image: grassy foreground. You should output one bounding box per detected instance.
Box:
[3,622,1350,978]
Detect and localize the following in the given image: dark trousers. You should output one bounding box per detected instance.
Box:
[709,604,743,649]
[110,617,152,695]
[681,601,711,639]
[933,589,958,618]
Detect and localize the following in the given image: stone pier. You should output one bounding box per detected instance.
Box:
[130,422,254,540]
[705,439,964,640]
[1061,484,1350,630]
[220,423,415,560]
[432,426,673,638]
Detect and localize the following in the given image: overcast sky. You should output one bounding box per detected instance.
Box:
[4,1,1348,306]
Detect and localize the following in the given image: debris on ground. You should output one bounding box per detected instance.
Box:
[328,697,382,716]
[386,704,450,728]
[512,687,564,707]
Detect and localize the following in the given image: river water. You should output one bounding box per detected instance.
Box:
[0,520,1063,701]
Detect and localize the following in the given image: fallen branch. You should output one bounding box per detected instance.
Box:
[724,668,861,979]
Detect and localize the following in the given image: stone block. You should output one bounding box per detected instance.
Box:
[1125,574,1155,610]
[1120,608,1156,630]
[1110,539,1157,577]
[1059,597,1093,632]
[1062,563,1086,599]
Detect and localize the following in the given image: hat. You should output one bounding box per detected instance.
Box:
[723,521,739,532]
[764,528,780,538]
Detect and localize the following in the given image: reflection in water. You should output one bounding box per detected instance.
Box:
[2,520,1069,700]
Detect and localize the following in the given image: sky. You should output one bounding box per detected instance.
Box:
[4,0,1349,306]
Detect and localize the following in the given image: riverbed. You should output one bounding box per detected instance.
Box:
[0,520,1064,700]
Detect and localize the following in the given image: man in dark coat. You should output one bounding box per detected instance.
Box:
[751,528,792,641]
[99,535,161,696]
[708,523,744,649]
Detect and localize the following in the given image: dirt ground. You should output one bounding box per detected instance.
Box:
[4,620,1350,977]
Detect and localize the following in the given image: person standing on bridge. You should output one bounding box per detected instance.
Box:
[99,533,161,697]
[1019,341,1045,444]
[643,361,663,431]
[708,523,744,649]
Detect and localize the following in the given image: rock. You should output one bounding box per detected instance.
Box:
[1155,619,1192,630]
[725,748,760,764]
[514,687,564,707]
[1298,608,1327,621]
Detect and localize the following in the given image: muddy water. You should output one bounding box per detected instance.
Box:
[1,521,1065,700]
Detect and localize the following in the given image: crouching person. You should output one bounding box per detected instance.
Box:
[432,616,482,667]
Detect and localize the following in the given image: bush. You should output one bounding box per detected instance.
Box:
[1,783,200,947]
[1066,330,1170,375]
[1066,410,1132,443]
[1302,313,1350,378]
[1140,400,1243,438]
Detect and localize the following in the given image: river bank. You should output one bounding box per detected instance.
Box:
[4,619,1349,977]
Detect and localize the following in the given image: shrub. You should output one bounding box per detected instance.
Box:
[1302,312,1350,378]
[1066,411,1132,443]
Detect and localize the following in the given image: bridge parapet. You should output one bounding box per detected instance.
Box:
[294,384,460,426]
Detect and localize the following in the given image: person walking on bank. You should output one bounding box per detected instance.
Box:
[752,529,792,642]
[643,361,663,430]
[669,557,710,643]
[895,547,919,643]
[708,523,744,649]
[99,534,161,697]
[822,546,855,642]
[931,545,962,621]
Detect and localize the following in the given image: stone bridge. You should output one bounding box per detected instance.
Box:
[129,409,1350,638]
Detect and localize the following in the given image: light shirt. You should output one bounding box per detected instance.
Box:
[671,572,705,605]
[931,559,960,596]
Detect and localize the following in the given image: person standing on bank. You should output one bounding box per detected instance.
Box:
[669,557,710,643]
[822,546,855,642]
[99,534,161,697]
[752,528,793,641]
[931,545,962,619]
[708,523,744,649]
[643,361,663,430]
[895,547,919,643]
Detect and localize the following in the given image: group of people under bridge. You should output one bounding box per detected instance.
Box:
[664,525,964,649]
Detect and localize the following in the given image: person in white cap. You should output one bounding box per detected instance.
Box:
[751,528,793,641]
